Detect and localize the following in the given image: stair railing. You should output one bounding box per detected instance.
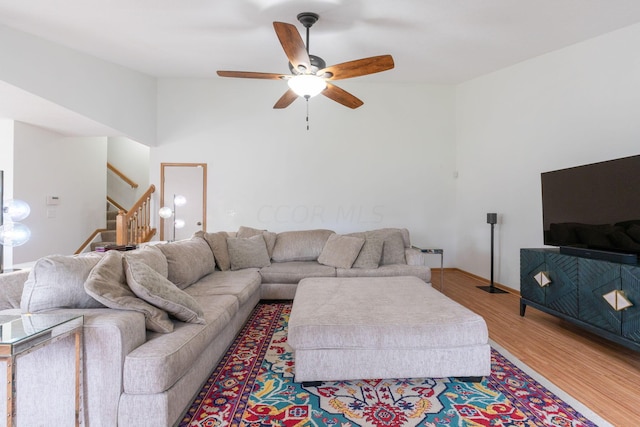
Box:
[116,184,156,245]
[107,162,139,189]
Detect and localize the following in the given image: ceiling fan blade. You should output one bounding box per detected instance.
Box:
[322,83,364,109]
[318,55,394,80]
[273,89,299,109]
[273,21,310,71]
[217,70,288,80]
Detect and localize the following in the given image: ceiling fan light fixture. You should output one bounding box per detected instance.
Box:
[287,74,327,98]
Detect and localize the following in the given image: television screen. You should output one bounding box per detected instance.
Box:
[541,154,640,255]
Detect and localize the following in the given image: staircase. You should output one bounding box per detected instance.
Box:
[75,163,156,254]
[90,208,118,250]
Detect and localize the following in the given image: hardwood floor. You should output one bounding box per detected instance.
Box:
[439,269,640,427]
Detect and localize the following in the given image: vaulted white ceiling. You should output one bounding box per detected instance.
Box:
[2,0,640,136]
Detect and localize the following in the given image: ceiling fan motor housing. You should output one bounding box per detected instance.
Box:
[288,54,327,75]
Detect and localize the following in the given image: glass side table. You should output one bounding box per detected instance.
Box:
[412,247,444,291]
[0,314,83,427]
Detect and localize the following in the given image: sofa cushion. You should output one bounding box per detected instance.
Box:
[123,245,168,278]
[227,235,271,270]
[84,251,174,333]
[351,237,383,269]
[336,263,430,282]
[317,234,365,269]
[271,229,334,262]
[201,231,232,271]
[159,237,215,289]
[366,229,407,265]
[237,226,277,258]
[124,260,205,324]
[123,294,239,394]
[21,253,105,313]
[185,270,262,306]
[259,261,336,284]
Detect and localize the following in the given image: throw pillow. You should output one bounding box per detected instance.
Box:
[159,236,215,289]
[21,253,105,313]
[123,245,168,278]
[352,237,384,269]
[124,259,205,324]
[237,226,277,258]
[227,235,271,270]
[202,231,232,271]
[84,250,174,333]
[366,229,407,265]
[317,234,365,269]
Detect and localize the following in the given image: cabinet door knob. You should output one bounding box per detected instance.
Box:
[603,290,633,311]
[534,271,551,287]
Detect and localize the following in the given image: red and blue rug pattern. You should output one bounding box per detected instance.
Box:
[179,302,599,427]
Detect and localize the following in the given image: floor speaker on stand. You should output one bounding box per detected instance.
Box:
[478,212,507,294]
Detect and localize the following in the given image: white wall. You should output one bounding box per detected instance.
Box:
[455,23,640,290]
[107,137,150,209]
[0,24,157,144]
[12,122,107,263]
[153,78,458,268]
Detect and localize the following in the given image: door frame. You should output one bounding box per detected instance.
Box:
[159,162,207,241]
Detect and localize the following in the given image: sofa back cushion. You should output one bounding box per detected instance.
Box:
[21,253,105,313]
[271,229,335,262]
[158,236,215,289]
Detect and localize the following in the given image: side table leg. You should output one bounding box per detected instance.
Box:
[75,329,83,426]
[6,357,13,427]
[440,253,444,292]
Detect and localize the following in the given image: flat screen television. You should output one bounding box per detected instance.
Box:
[541,154,640,264]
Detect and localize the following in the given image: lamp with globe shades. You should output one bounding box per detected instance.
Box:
[158,194,186,242]
[0,170,32,273]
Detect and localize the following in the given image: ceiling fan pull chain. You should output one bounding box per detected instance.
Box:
[305,95,310,130]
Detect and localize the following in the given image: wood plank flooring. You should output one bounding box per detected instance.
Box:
[439,269,640,427]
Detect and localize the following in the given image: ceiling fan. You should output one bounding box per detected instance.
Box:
[217,12,395,110]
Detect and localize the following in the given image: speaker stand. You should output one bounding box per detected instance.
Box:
[478,222,507,294]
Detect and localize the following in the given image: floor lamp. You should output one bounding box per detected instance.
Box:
[0,170,32,273]
[478,212,507,293]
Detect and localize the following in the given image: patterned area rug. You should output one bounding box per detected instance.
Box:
[179,302,599,427]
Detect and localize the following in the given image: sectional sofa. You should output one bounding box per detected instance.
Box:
[0,227,431,426]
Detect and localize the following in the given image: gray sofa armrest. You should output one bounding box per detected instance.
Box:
[405,247,428,266]
[0,269,30,309]
[6,307,146,426]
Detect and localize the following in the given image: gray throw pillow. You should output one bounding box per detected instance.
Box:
[318,234,365,269]
[201,231,231,271]
[366,229,407,265]
[227,235,271,270]
[84,250,174,333]
[21,253,105,313]
[123,245,168,278]
[352,237,384,269]
[159,236,215,289]
[237,226,277,258]
[124,259,205,324]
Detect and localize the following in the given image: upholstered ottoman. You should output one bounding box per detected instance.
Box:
[288,276,490,382]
